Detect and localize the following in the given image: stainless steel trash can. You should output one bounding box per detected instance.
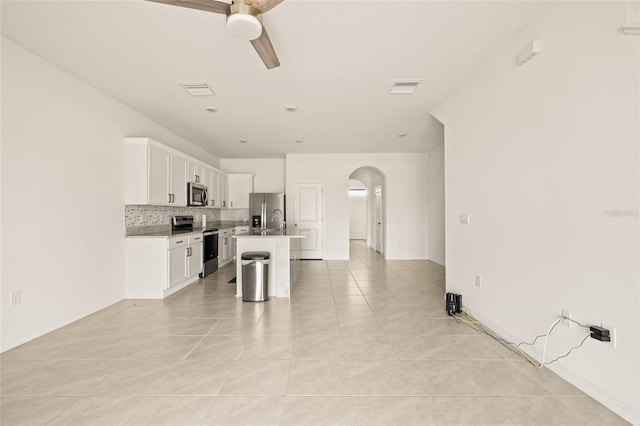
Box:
[241,251,270,302]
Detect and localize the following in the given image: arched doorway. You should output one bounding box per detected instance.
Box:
[348,166,386,257]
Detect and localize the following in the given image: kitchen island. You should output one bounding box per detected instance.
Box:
[233,230,305,298]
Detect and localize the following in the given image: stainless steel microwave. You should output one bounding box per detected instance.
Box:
[188,182,208,206]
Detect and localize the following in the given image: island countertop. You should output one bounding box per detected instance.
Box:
[233,230,305,238]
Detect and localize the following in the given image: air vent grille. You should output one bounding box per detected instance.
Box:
[389,79,423,94]
[178,81,215,96]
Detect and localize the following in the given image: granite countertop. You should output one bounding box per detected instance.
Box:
[126,221,250,238]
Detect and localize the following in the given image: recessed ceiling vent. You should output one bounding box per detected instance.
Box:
[178,82,215,96]
[389,79,423,94]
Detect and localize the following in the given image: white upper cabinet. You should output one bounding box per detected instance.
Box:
[148,145,170,205]
[126,137,230,208]
[188,161,206,184]
[170,154,188,206]
[227,174,254,209]
[127,138,188,206]
[219,173,229,208]
[208,169,220,207]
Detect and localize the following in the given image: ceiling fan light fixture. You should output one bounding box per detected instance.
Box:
[227,12,262,41]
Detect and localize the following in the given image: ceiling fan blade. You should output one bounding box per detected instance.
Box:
[250,0,284,14]
[250,24,280,69]
[146,0,230,15]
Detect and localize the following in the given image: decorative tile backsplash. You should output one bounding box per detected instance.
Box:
[125,205,248,227]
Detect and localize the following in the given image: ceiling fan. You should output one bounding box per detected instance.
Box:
[147,0,283,69]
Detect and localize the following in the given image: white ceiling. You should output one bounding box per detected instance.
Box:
[1,0,548,159]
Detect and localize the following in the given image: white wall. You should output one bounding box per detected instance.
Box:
[220,159,286,193]
[286,153,428,260]
[433,3,639,423]
[428,143,445,265]
[0,38,219,351]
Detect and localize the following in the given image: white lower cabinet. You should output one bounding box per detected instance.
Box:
[125,233,203,299]
[218,228,232,266]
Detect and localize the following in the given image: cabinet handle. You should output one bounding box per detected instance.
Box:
[230,201,233,207]
[168,194,172,203]
[176,240,184,244]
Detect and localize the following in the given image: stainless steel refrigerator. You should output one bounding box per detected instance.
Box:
[249,193,286,230]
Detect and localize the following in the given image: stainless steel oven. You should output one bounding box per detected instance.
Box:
[201,229,219,278]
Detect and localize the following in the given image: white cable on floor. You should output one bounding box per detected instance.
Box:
[539,317,563,368]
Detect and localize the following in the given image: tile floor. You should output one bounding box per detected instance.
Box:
[1,241,629,425]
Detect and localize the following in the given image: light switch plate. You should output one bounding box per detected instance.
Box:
[459,213,470,225]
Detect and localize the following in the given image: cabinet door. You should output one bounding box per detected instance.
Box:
[228,174,254,208]
[188,243,203,278]
[148,145,170,205]
[188,162,205,184]
[170,155,188,206]
[223,237,229,260]
[168,247,187,288]
[219,174,228,208]
[230,230,236,259]
[218,234,224,261]
[209,170,219,207]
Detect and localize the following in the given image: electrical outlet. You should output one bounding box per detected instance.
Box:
[475,275,481,288]
[10,290,21,305]
[562,309,572,328]
[601,324,617,349]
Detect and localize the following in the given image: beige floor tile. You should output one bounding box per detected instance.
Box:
[457,360,551,396]
[0,396,77,425]
[403,360,481,396]
[286,359,351,395]
[1,359,113,396]
[339,317,385,336]
[152,359,233,395]
[86,359,176,395]
[201,396,285,426]
[48,396,142,425]
[558,396,630,425]
[492,396,588,425]
[1,241,625,425]
[124,396,212,426]
[239,335,295,359]
[347,360,415,396]
[279,396,353,426]
[342,335,399,360]
[426,396,514,425]
[208,318,260,336]
[252,316,299,336]
[510,360,585,396]
[219,360,290,395]
[350,396,436,426]
[297,318,341,335]
[185,335,247,360]
[293,334,346,359]
[118,318,219,336]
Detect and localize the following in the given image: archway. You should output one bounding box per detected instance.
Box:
[348,166,386,257]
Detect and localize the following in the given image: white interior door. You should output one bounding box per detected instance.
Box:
[374,186,383,254]
[293,182,323,259]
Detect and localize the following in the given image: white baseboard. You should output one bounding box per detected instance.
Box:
[462,306,639,425]
[0,298,121,353]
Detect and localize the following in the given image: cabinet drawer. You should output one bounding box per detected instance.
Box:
[219,229,231,237]
[237,226,249,233]
[168,236,188,249]
[188,234,203,244]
